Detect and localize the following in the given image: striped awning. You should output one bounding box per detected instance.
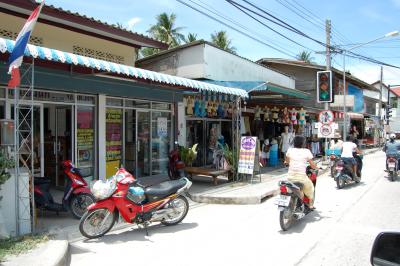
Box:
[0,37,248,98]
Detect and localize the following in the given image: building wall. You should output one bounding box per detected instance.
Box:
[0,13,137,65]
[203,45,295,89]
[136,45,205,78]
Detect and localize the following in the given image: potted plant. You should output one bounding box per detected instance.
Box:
[179,144,198,167]
[222,144,238,181]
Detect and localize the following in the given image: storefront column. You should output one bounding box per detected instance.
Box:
[98,94,106,180]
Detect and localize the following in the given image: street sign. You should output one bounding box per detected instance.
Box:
[319,110,334,124]
[316,122,338,138]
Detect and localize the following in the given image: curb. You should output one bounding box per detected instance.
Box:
[188,149,379,205]
[2,239,69,266]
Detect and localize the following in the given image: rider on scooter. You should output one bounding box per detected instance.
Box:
[383,133,400,169]
[341,136,363,179]
[284,136,318,209]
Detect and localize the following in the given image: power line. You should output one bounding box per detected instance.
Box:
[175,0,298,58]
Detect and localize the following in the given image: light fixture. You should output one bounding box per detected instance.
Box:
[385,31,399,38]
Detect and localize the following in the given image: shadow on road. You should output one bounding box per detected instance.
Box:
[81,222,199,245]
[278,211,327,235]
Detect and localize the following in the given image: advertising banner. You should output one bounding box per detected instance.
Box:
[238,136,258,174]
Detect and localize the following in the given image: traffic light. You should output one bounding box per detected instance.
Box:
[386,105,393,124]
[317,71,333,103]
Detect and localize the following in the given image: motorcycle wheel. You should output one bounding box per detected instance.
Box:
[336,177,345,189]
[161,196,189,226]
[79,208,117,239]
[279,197,295,231]
[390,171,395,182]
[70,193,95,219]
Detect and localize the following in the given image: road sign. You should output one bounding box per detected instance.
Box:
[316,122,338,138]
[319,110,334,124]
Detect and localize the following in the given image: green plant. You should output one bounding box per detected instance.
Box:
[0,234,49,262]
[0,151,14,201]
[222,144,238,180]
[179,144,198,166]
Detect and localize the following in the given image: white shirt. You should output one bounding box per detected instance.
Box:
[286,148,313,174]
[341,142,357,158]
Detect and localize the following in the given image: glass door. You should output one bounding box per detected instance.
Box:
[76,106,95,181]
[124,109,136,175]
[136,111,150,177]
[54,106,72,187]
[151,111,171,175]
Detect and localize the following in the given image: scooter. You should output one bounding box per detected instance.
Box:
[34,160,95,219]
[275,166,319,231]
[334,154,363,189]
[79,168,192,239]
[167,142,186,180]
[329,154,341,177]
[386,156,398,182]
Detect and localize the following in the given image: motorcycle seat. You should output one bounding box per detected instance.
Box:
[34,177,51,186]
[280,180,303,190]
[145,178,187,202]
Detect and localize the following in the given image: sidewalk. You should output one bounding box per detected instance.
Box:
[188,147,380,205]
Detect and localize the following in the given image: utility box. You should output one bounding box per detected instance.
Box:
[0,119,14,145]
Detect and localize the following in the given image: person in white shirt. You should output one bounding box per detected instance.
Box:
[285,136,318,209]
[341,136,362,178]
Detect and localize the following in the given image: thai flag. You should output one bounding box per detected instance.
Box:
[8,1,45,88]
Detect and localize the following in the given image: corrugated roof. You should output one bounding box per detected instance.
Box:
[390,87,400,97]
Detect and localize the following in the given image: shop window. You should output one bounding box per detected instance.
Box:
[125,100,150,109]
[77,106,95,179]
[105,108,123,177]
[151,112,171,175]
[77,95,95,105]
[8,89,74,103]
[106,98,123,107]
[152,102,171,110]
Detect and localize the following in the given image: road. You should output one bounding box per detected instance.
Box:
[69,151,400,266]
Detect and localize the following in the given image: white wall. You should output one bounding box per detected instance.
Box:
[203,45,295,89]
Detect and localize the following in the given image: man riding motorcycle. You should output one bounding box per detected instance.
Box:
[383,133,400,169]
[284,136,318,209]
[341,136,363,179]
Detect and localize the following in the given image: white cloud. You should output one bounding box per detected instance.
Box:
[347,64,400,86]
[127,17,142,30]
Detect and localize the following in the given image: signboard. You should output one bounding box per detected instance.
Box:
[238,136,257,174]
[157,117,168,137]
[319,110,334,124]
[316,122,338,138]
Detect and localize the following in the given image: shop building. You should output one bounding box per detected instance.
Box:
[258,59,381,148]
[136,41,310,166]
[0,1,247,236]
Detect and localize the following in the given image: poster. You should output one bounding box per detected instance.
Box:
[77,110,94,165]
[238,136,257,175]
[106,108,122,177]
[157,117,168,137]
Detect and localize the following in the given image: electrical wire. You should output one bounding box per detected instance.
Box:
[175,0,298,58]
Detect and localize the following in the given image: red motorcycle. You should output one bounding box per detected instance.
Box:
[167,141,186,180]
[34,160,95,219]
[275,166,319,231]
[79,167,192,239]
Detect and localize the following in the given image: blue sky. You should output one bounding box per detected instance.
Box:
[44,0,400,85]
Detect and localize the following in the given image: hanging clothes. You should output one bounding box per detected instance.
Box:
[311,141,320,157]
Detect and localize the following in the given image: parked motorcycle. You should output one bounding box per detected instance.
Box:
[34,160,95,219]
[79,167,192,239]
[275,166,318,231]
[334,154,363,189]
[386,156,398,182]
[167,142,186,180]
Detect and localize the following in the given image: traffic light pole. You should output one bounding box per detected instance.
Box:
[387,85,390,125]
[325,19,331,160]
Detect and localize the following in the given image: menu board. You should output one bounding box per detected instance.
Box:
[238,136,258,175]
[77,110,94,165]
[106,108,122,177]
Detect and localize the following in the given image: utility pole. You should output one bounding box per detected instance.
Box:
[325,19,331,160]
[379,66,383,145]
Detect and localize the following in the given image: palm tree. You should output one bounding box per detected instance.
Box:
[296,51,314,63]
[148,13,185,48]
[184,33,198,43]
[211,31,236,54]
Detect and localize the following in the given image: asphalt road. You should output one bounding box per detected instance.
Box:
[69,151,400,266]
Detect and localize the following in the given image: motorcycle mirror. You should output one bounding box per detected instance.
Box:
[370,232,400,266]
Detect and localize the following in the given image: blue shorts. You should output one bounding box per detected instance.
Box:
[342,157,356,165]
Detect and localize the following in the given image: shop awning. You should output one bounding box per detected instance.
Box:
[0,37,248,98]
[204,80,310,99]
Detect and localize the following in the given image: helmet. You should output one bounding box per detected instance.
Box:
[390,133,396,140]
